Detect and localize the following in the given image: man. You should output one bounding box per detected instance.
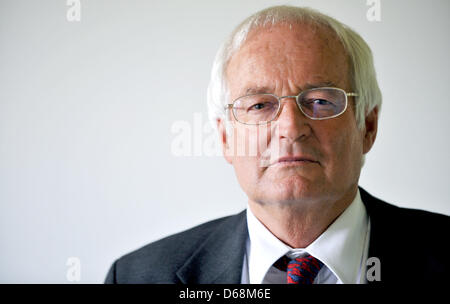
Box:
[105,6,449,284]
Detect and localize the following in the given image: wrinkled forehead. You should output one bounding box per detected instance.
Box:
[225,23,351,98]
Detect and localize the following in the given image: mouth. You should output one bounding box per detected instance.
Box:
[271,156,320,167]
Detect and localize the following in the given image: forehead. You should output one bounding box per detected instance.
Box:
[226,23,350,98]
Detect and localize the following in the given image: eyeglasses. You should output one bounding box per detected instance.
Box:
[226,87,358,125]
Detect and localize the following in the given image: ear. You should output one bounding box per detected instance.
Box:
[362,106,378,154]
[217,118,233,164]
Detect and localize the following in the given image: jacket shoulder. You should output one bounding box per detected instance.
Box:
[360,187,449,229]
[105,211,245,283]
[360,187,450,282]
[365,191,449,231]
[392,204,449,245]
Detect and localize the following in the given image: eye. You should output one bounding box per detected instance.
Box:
[312,99,331,105]
[248,101,276,112]
[251,103,266,110]
[302,98,334,107]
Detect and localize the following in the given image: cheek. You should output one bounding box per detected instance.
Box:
[228,126,261,158]
[228,126,263,181]
[321,126,363,175]
[229,124,275,188]
[230,125,273,161]
[231,151,262,198]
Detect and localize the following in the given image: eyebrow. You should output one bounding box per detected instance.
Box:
[303,81,339,90]
[243,86,274,95]
[241,81,339,96]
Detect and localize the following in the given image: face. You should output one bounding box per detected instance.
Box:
[220,23,377,207]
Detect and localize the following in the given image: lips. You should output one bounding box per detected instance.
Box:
[272,156,319,166]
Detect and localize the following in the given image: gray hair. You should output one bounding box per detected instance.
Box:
[206,5,382,132]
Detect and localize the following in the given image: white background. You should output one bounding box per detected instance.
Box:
[0,0,449,283]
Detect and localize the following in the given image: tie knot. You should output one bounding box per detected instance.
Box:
[273,254,324,284]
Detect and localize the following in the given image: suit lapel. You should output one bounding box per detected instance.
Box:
[359,187,402,283]
[176,210,248,284]
[359,187,388,263]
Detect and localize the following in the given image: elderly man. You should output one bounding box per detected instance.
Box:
[105,6,449,284]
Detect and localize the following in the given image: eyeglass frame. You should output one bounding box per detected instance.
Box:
[225,87,358,125]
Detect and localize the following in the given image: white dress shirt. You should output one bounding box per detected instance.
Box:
[241,189,371,284]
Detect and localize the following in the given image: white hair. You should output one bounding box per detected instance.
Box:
[206,5,382,133]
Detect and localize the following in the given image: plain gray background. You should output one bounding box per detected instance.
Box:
[0,0,449,283]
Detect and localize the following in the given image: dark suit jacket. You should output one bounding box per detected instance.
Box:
[105,187,449,283]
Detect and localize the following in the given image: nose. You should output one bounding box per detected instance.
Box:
[275,97,311,142]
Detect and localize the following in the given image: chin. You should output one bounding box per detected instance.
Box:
[259,178,324,205]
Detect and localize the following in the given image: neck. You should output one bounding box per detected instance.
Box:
[248,186,358,248]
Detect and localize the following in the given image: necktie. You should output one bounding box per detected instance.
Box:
[274,254,324,284]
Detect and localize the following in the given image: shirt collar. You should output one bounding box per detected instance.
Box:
[246,188,368,284]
